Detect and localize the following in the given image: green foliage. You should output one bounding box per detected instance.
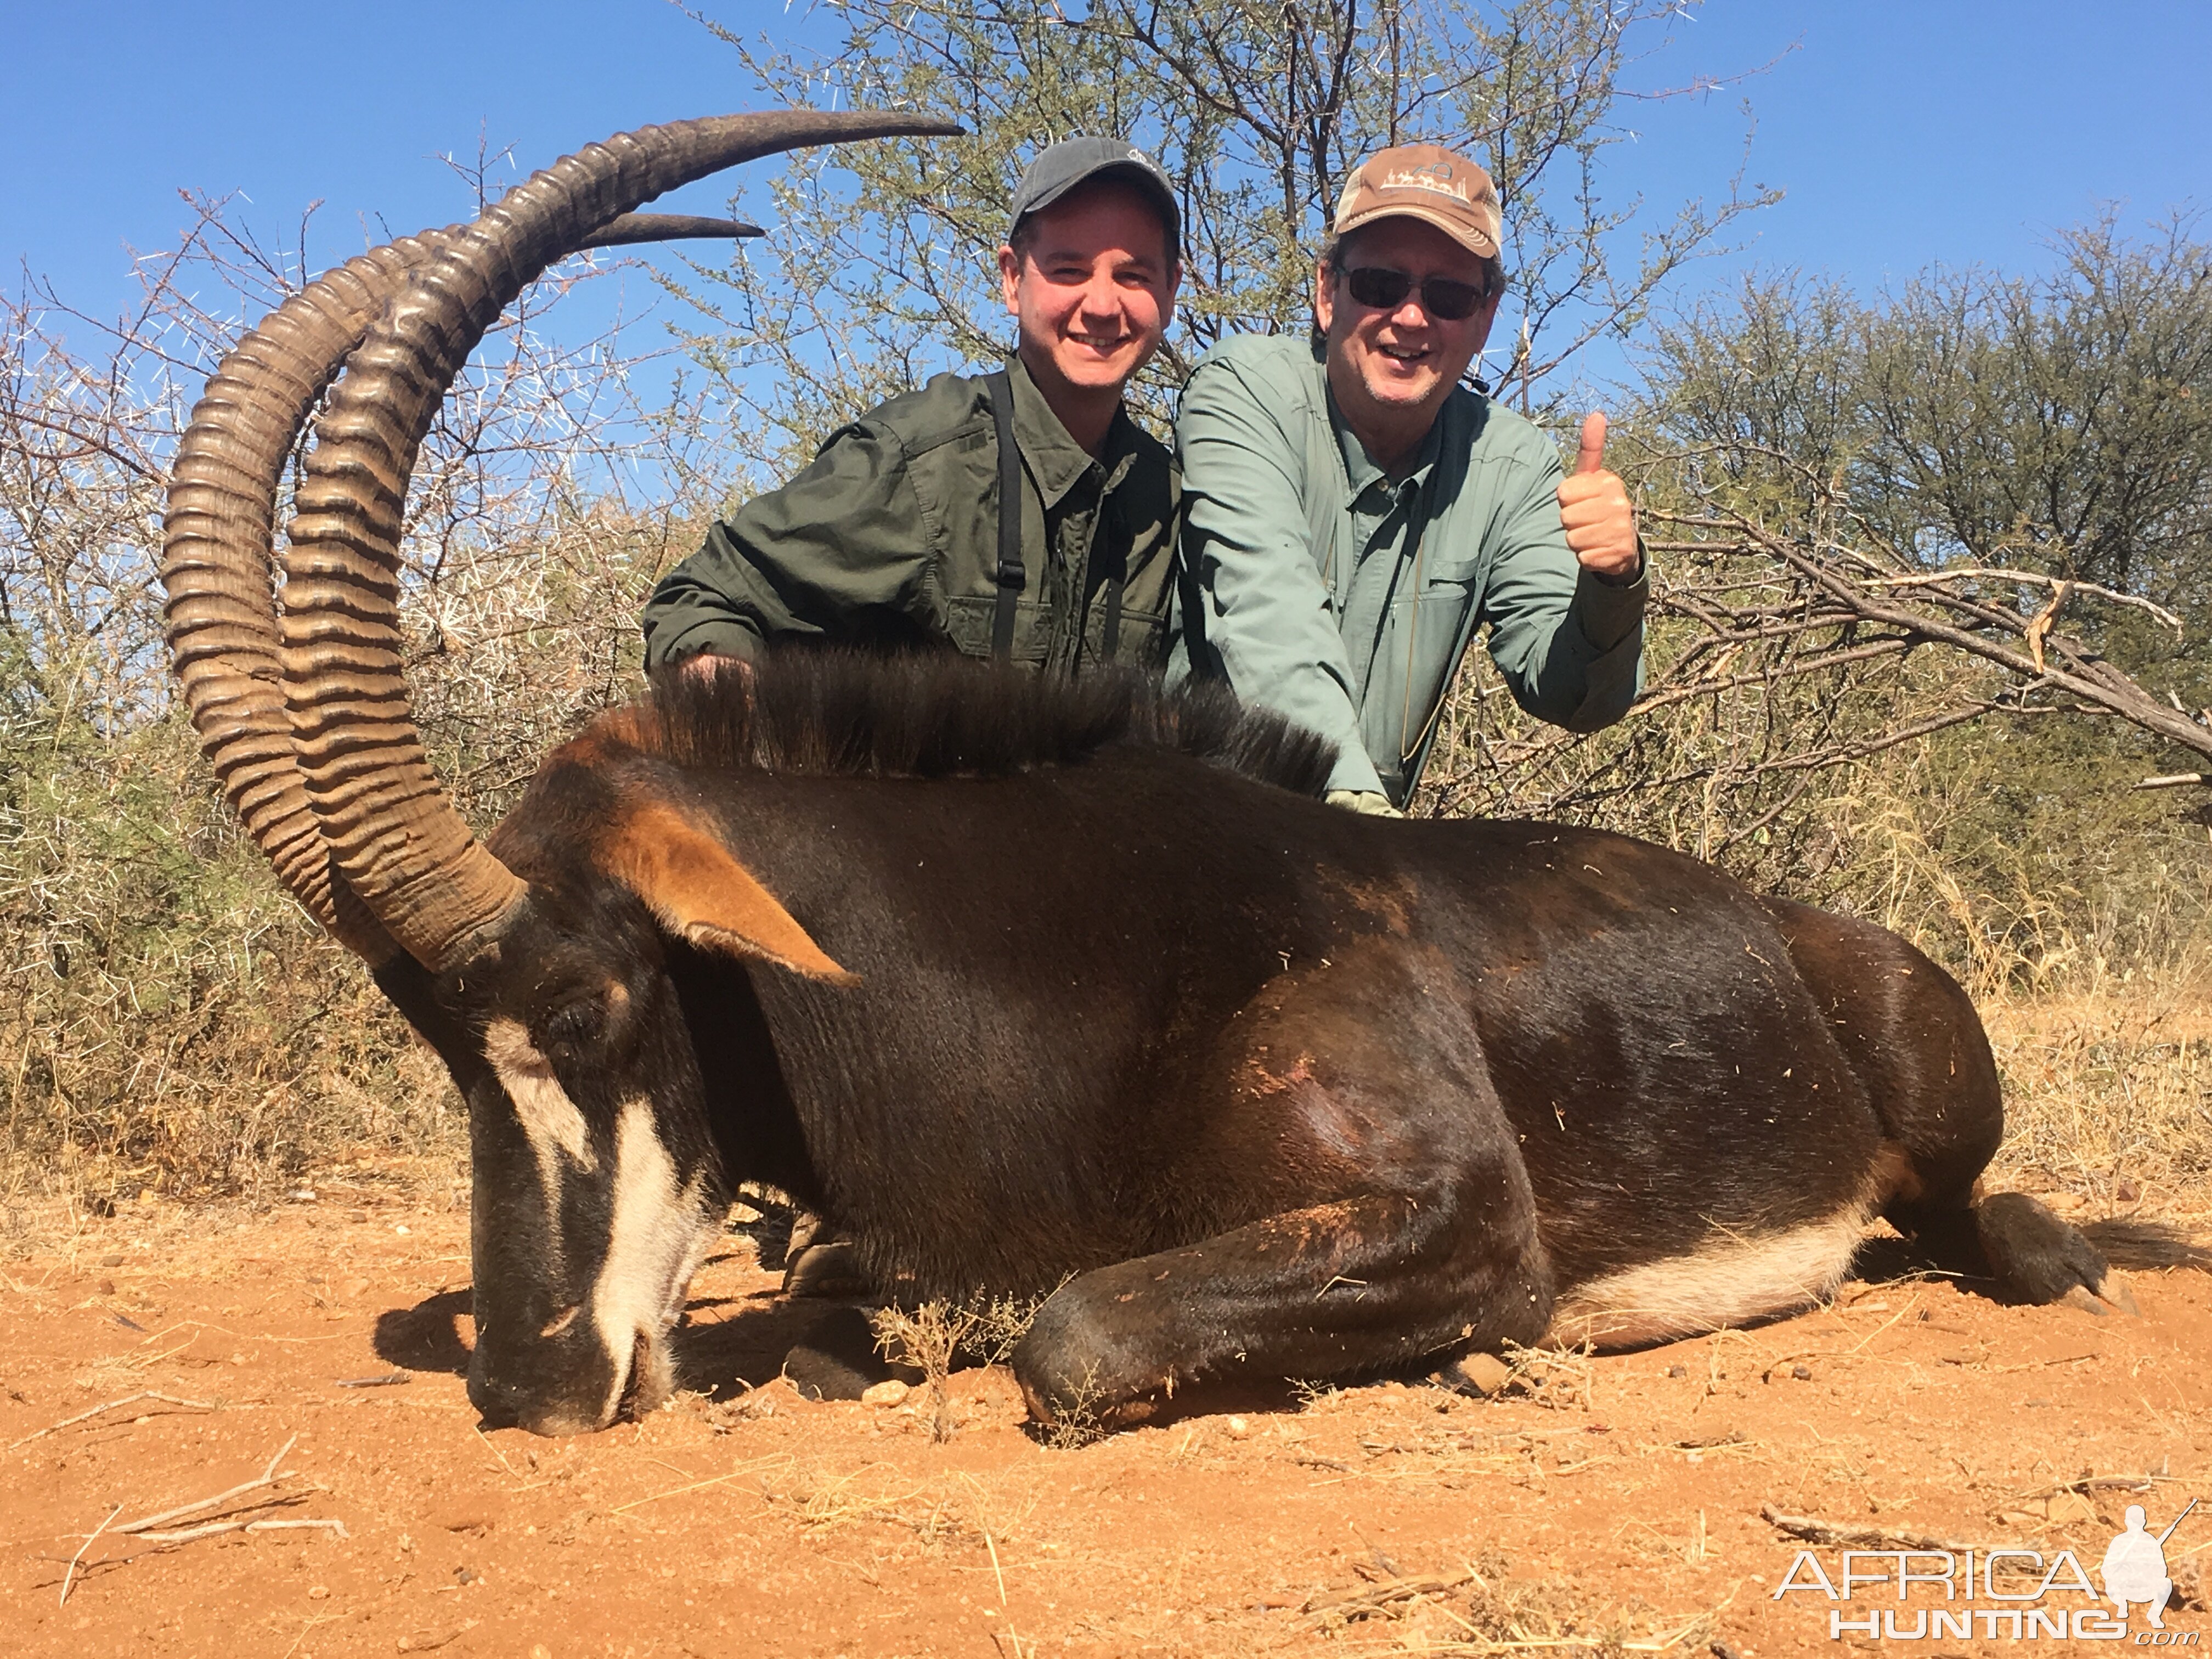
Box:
[1645,212,2212,673]
[672,0,1775,468]
[1422,211,2212,991]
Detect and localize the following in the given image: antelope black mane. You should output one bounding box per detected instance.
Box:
[635,646,1334,796]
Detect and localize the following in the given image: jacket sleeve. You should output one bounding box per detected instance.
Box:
[641,419,941,668]
[1176,357,1388,797]
[1477,443,1647,733]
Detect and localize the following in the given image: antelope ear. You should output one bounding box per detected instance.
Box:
[608,804,854,983]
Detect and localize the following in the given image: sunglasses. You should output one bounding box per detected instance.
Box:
[1340,265,1490,322]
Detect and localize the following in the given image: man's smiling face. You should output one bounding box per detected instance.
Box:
[1316,216,1503,441]
[1001,178,1178,405]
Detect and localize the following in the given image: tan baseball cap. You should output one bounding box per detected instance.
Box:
[1331,143,1501,260]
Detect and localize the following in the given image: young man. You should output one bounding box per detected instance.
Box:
[642,138,1181,1306]
[1171,143,1644,813]
[642,137,1183,677]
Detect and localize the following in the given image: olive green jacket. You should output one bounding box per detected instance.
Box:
[642,358,1179,676]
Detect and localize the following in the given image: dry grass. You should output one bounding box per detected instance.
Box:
[1982,972,2212,1228]
[1307,1553,1722,1655]
[871,1294,1046,1444]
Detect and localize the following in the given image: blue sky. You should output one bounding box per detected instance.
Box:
[4,1,2205,390]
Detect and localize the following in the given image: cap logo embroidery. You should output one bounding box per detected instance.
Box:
[1380,165,1472,204]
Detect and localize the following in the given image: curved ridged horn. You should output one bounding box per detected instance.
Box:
[162,236,452,964]
[163,213,780,962]
[281,110,963,972]
[580,212,765,247]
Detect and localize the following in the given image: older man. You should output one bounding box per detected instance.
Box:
[1171,143,1644,812]
[643,137,1184,676]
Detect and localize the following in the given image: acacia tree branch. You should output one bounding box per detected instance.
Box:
[1687,501,2212,764]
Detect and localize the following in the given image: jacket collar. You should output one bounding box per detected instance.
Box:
[1315,343,1453,501]
[1005,356,1142,506]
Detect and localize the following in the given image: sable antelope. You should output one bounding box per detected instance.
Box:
[161,113,2126,1437]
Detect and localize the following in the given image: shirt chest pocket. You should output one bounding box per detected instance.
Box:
[1412,543,1485,596]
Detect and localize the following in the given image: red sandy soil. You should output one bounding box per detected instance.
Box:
[2,1186,2206,1658]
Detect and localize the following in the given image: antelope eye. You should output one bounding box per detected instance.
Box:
[534,993,608,1057]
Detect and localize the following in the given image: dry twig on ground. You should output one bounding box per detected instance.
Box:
[9,1390,213,1449]
[51,1432,350,1596]
[57,1502,121,1607]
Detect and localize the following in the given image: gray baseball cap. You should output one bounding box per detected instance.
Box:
[1007,136,1180,255]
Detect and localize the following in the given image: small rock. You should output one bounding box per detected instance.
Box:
[307,1585,330,1600]
[1436,1352,1515,1397]
[1225,1415,1251,1438]
[99,1254,123,1268]
[393,1224,411,1236]
[1667,1364,1689,1379]
[97,1279,115,1296]
[1792,1363,1813,1381]
[341,1277,371,1301]
[861,1380,910,1408]
[2117,1177,2141,1204]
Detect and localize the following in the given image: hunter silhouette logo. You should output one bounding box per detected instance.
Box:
[2105,1501,2196,1630]
[1773,1497,2199,1642]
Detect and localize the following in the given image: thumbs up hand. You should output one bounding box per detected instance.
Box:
[1556,411,1640,581]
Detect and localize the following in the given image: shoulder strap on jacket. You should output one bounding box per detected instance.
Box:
[1173,541,1211,678]
[986,369,1024,659]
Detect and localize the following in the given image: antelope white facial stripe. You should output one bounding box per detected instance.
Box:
[591,1099,709,1422]
[485,1018,595,1172]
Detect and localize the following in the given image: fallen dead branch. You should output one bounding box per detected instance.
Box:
[2006,1473,2158,1504]
[1304,1568,1476,1620]
[1759,1501,1974,1554]
[9,1389,214,1449]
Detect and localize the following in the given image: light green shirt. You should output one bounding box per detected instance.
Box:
[1169,334,1645,802]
